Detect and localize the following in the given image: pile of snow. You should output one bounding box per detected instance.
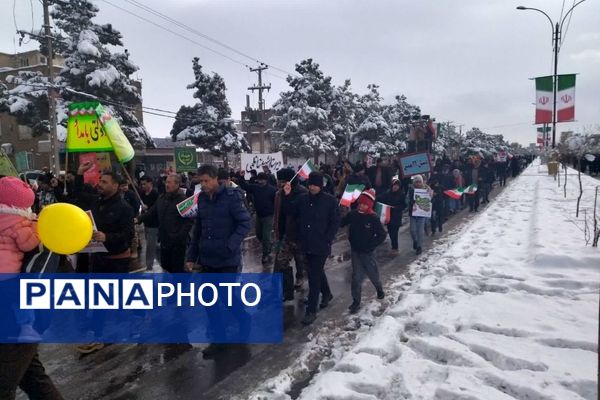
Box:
[251,160,599,400]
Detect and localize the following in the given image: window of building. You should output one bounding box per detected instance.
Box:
[18,125,33,140]
[40,56,47,65]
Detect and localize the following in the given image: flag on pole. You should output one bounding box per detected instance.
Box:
[443,187,465,200]
[176,193,199,218]
[374,202,392,225]
[464,184,478,195]
[340,184,365,207]
[297,159,317,181]
[535,76,553,124]
[557,74,575,122]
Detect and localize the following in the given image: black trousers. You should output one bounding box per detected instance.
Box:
[468,192,480,211]
[387,224,401,250]
[305,254,331,314]
[160,244,187,273]
[0,344,63,400]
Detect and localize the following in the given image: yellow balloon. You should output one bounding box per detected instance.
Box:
[37,203,93,255]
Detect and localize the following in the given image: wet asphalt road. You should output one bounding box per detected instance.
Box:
[18,188,506,400]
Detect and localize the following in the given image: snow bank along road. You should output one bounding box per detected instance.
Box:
[250,161,599,400]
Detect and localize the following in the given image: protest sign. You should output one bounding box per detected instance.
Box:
[79,153,100,186]
[399,152,431,178]
[412,188,432,218]
[66,102,113,153]
[80,210,108,253]
[241,152,283,180]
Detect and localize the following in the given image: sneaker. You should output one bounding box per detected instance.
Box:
[390,248,399,254]
[302,312,317,325]
[348,302,361,314]
[77,342,105,354]
[294,278,304,290]
[416,247,422,255]
[377,289,385,300]
[320,293,333,309]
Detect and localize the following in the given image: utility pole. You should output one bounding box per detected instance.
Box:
[248,64,271,153]
[43,0,60,176]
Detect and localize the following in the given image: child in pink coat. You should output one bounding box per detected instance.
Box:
[0,176,41,341]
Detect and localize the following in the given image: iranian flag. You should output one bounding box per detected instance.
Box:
[177,193,199,218]
[557,74,576,122]
[374,202,392,224]
[464,184,478,195]
[444,187,464,200]
[535,76,553,124]
[297,159,317,181]
[340,184,365,207]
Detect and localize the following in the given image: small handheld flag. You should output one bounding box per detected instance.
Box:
[374,202,392,225]
[340,184,365,207]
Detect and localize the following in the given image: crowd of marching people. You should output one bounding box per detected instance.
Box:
[0,152,534,399]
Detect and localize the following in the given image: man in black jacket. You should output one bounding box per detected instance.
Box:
[286,172,340,325]
[238,171,277,264]
[139,177,159,271]
[75,164,134,354]
[341,189,386,313]
[137,175,193,273]
[273,168,308,300]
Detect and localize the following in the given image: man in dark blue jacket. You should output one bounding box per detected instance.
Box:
[285,171,340,325]
[185,165,251,358]
[185,165,251,273]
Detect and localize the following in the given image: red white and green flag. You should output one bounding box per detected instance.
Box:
[374,202,392,224]
[444,187,465,200]
[557,74,576,122]
[464,184,478,195]
[535,76,553,124]
[340,184,365,207]
[297,159,317,181]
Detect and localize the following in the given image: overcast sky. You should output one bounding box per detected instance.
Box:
[2,0,599,145]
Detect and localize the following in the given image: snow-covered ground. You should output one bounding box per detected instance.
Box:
[250,160,599,400]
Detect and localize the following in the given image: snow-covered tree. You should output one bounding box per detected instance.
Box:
[271,59,337,162]
[330,79,359,158]
[462,127,509,158]
[383,94,421,154]
[353,84,398,156]
[170,57,248,156]
[0,0,152,147]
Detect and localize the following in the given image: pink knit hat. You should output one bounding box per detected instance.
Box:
[0,176,35,208]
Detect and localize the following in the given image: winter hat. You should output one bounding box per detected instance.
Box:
[357,188,376,211]
[391,177,401,186]
[0,176,35,209]
[412,174,423,183]
[276,168,295,182]
[256,172,268,181]
[307,171,324,188]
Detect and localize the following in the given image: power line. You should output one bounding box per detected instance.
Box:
[98,0,252,69]
[560,0,577,51]
[112,0,297,78]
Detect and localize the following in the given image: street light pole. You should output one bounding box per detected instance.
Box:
[517,0,587,149]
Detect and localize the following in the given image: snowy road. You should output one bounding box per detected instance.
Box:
[251,161,599,400]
